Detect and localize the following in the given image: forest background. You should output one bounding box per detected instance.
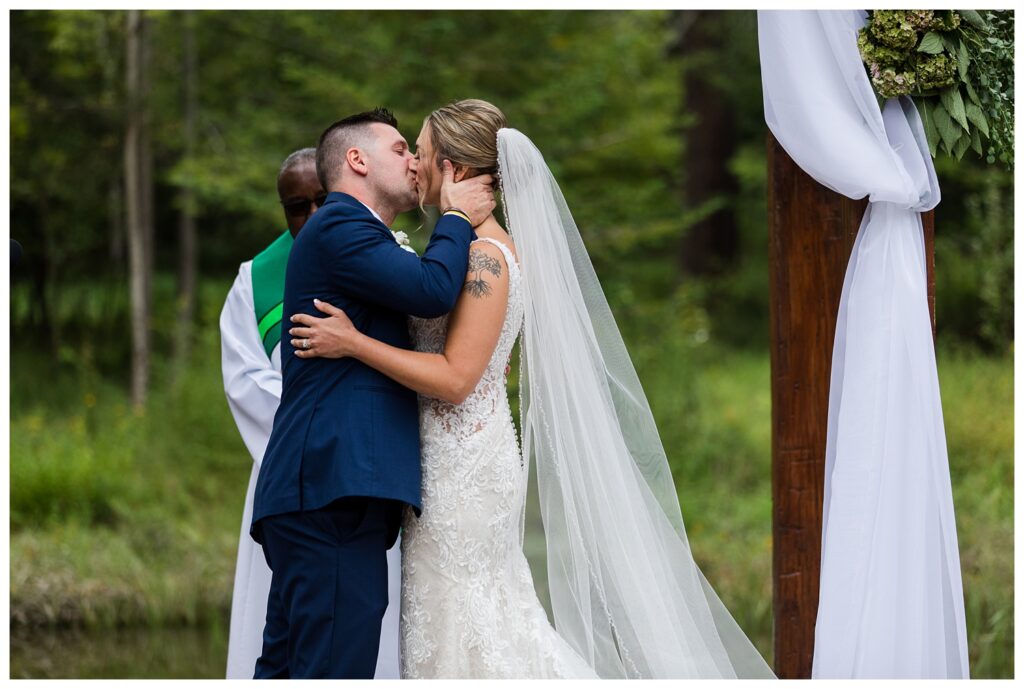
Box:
[8,9,1013,678]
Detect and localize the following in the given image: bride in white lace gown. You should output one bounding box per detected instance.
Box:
[402,234,595,678]
[292,99,775,679]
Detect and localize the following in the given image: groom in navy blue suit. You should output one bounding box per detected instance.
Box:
[250,108,495,678]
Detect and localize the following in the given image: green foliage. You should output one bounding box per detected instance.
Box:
[936,348,1014,677]
[10,315,246,633]
[858,10,1013,168]
[11,392,136,529]
[8,8,1010,364]
[968,11,1014,167]
[10,11,126,294]
[11,10,683,271]
[932,155,1014,352]
[707,139,772,349]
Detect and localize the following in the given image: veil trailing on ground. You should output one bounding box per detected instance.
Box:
[497,128,775,679]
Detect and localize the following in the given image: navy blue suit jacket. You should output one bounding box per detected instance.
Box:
[251,192,474,542]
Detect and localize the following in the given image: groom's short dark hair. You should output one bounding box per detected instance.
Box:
[316,107,399,191]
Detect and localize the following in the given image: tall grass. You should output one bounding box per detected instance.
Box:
[937,348,1015,677]
[10,324,248,631]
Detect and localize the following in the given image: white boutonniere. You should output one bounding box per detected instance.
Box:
[392,230,417,254]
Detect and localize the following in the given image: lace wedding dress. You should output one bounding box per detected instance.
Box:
[400,237,597,679]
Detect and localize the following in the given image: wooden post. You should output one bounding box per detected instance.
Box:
[767,133,934,678]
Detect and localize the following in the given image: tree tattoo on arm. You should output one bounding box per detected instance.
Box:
[464,247,503,298]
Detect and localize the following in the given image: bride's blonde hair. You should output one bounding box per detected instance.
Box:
[425,99,506,184]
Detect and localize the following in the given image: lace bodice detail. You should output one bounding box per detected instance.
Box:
[400,237,597,678]
[408,238,524,442]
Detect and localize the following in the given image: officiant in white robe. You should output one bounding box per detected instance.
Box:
[221,148,401,679]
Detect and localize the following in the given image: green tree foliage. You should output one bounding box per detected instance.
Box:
[11,10,686,366]
[11,11,127,354]
[9,9,1012,368]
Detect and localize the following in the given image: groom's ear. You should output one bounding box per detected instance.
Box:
[345,147,369,177]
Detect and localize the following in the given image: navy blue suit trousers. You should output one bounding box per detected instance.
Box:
[254,497,404,679]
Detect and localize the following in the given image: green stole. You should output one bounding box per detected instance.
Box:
[251,230,294,358]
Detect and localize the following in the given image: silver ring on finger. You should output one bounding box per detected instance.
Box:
[303,338,311,350]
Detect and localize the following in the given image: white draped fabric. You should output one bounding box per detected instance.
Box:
[757,10,969,678]
[219,259,402,679]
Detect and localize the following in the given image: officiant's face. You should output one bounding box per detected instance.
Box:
[278,160,325,237]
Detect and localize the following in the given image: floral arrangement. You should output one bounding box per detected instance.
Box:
[858,10,1014,168]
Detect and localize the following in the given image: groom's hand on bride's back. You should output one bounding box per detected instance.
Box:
[439,159,495,227]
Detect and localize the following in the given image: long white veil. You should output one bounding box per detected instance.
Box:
[498,127,775,679]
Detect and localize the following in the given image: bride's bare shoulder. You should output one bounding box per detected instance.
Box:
[473,220,517,263]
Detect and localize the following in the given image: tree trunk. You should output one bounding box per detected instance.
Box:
[140,21,155,306]
[675,10,739,276]
[124,9,153,411]
[173,10,199,380]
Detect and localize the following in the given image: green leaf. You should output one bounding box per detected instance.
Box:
[953,130,972,160]
[970,125,983,155]
[939,32,959,53]
[931,102,962,152]
[965,102,990,137]
[940,86,969,130]
[917,99,940,157]
[964,80,982,106]
[960,9,988,30]
[957,40,970,80]
[917,31,945,54]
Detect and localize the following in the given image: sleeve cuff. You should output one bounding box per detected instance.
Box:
[441,210,476,240]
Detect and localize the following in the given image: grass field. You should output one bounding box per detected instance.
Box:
[9,329,1013,677]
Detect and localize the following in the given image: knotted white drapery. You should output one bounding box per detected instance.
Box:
[757,10,969,678]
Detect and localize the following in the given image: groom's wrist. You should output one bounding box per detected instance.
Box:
[441,207,471,224]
